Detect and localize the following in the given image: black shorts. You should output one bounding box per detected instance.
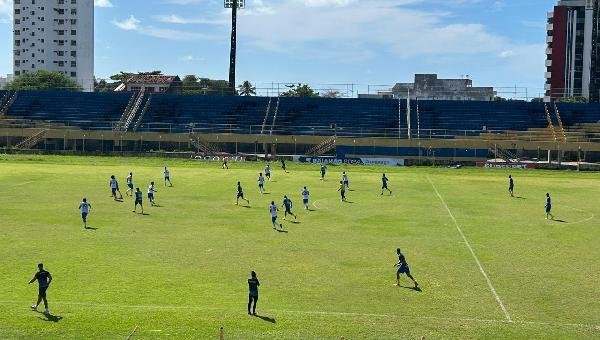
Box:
[237,192,244,199]
[382,183,388,189]
[285,207,292,213]
[135,199,143,205]
[165,177,170,181]
[111,188,117,195]
[39,286,48,298]
[81,212,88,221]
[128,183,134,189]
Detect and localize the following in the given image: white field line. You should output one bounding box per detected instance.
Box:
[312,199,321,210]
[3,300,598,330]
[427,176,513,323]
[125,325,139,340]
[562,205,595,225]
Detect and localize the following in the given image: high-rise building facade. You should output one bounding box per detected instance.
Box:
[545,0,600,102]
[13,0,94,91]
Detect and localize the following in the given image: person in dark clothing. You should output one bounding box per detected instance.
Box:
[508,175,514,197]
[247,271,260,315]
[28,263,53,315]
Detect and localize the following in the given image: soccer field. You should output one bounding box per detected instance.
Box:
[0,154,598,339]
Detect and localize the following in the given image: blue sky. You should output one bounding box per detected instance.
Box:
[0,0,553,96]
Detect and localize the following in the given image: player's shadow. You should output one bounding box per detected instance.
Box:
[114,199,124,203]
[515,196,526,199]
[276,229,288,233]
[306,208,316,212]
[554,219,568,223]
[240,205,252,209]
[289,221,301,224]
[398,285,422,292]
[84,226,98,231]
[37,312,63,323]
[254,314,276,323]
[343,200,354,204]
[262,192,271,195]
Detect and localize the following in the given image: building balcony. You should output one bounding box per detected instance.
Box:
[547,11,554,19]
[546,36,553,43]
[545,83,552,90]
[547,23,553,31]
[546,47,552,54]
[545,60,552,67]
[545,72,552,79]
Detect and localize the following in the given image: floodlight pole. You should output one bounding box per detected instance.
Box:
[228,0,239,95]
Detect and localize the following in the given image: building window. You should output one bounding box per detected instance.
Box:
[71,72,77,77]
[71,30,76,36]
[70,51,76,57]
[71,61,76,67]
[70,40,76,46]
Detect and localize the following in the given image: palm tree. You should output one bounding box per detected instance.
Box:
[238,81,256,96]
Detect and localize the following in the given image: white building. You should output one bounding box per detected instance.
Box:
[13,0,94,92]
[0,74,14,89]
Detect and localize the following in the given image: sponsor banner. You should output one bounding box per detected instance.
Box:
[193,155,246,162]
[294,156,404,166]
[477,162,536,169]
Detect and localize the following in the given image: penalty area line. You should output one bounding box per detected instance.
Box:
[427,175,513,323]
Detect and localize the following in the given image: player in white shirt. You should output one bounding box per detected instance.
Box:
[301,186,310,210]
[342,172,350,189]
[265,165,272,181]
[148,181,157,206]
[109,175,123,200]
[163,167,172,187]
[269,201,283,230]
[78,198,92,228]
[258,173,265,194]
[126,172,134,197]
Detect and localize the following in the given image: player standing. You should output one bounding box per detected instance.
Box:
[78,198,91,228]
[301,186,310,210]
[282,195,297,221]
[381,173,392,195]
[247,271,260,316]
[148,182,157,206]
[281,159,288,173]
[342,171,350,189]
[508,175,514,197]
[265,164,272,181]
[222,159,229,169]
[545,193,554,220]
[269,201,283,230]
[109,175,123,200]
[394,248,419,289]
[236,181,250,205]
[133,188,144,214]
[164,167,173,187]
[28,263,52,315]
[320,164,327,180]
[338,180,346,202]
[126,172,134,197]
[258,173,265,194]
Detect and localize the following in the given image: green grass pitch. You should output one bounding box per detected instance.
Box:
[0,154,598,339]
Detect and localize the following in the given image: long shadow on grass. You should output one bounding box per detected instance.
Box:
[276,229,288,234]
[37,312,63,323]
[554,219,568,223]
[84,226,98,231]
[515,196,526,199]
[254,314,276,323]
[398,285,422,292]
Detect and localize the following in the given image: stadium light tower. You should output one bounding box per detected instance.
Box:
[225,0,245,95]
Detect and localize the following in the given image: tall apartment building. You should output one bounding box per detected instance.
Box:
[545,0,600,102]
[13,0,94,92]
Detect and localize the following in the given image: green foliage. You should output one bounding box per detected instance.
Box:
[109,71,163,82]
[530,98,544,103]
[556,96,588,103]
[94,79,119,93]
[281,83,319,97]
[321,89,341,98]
[182,75,231,95]
[5,70,82,91]
[238,80,256,96]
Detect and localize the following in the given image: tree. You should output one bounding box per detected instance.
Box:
[556,96,588,103]
[238,80,256,96]
[530,97,544,103]
[5,70,82,91]
[182,75,202,94]
[94,78,119,92]
[321,89,341,98]
[281,84,319,97]
[109,71,163,82]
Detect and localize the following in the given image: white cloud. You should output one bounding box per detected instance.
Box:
[0,0,12,21]
[94,0,114,8]
[499,50,515,58]
[113,15,214,40]
[155,14,227,25]
[301,0,356,7]
[113,15,140,30]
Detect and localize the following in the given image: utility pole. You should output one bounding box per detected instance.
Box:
[225,0,245,95]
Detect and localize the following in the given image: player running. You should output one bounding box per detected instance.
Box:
[281,159,288,173]
[269,201,283,230]
[148,182,157,206]
[381,173,392,195]
[28,263,53,315]
[222,159,229,169]
[126,172,134,197]
[164,167,173,187]
[133,188,144,214]
[545,193,554,220]
[320,164,327,180]
[258,173,266,194]
[109,175,123,200]
[342,172,350,189]
[394,248,419,289]
[282,195,297,221]
[247,271,260,316]
[301,186,310,210]
[265,164,272,181]
[508,175,514,197]
[338,180,347,202]
[78,198,91,228]
[236,181,250,205]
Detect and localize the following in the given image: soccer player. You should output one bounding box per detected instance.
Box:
[222,159,229,169]
[338,180,346,202]
[265,164,272,181]
[126,172,134,196]
[282,195,297,221]
[133,188,144,214]
[342,171,350,189]
[545,193,554,220]
[381,173,392,195]
[236,181,250,205]
[78,198,91,228]
[109,175,122,200]
[281,159,288,173]
[148,182,157,206]
[320,164,327,180]
[247,271,260,316]
[28,263,52,315]
[258,173,265,194]
[269,201,283,230]
[508,175,514,197]
[394,248,419,289]
[301,186,310,210]
[164,167,173,187]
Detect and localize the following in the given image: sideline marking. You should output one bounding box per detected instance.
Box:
[125,325,139,340]
[562,205,595,225]
[427,175,513,323]
[3,300,598,330]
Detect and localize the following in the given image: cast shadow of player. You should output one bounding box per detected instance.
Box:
[554,219,568,223]
[84,226,99,231]
[276,229,288,233]
[515,196,526,200]
[254,314,276,323]
[399,285,422,292]
[37,311,63,323]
